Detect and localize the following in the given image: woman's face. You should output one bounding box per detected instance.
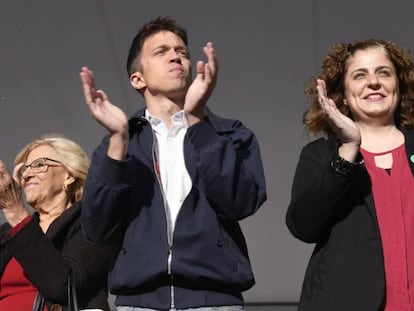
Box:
[343,47,400,125]
[20,145,71,209]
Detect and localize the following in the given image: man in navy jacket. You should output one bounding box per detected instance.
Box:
[79,17,266,310]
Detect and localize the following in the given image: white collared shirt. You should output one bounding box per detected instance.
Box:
[145,110,192,231]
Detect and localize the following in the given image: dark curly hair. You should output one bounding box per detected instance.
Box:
[304,39,414,136]
[126,16,188,77]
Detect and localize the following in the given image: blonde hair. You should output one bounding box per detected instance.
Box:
[14,134,90,203]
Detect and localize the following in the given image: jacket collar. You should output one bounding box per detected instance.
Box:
[401,127,414,175]
[128,107,237,136]
[33,202,81,240]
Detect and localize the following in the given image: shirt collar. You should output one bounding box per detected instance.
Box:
[145,109,188,134]
[145,109,188,127]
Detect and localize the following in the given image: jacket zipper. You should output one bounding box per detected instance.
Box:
[152,137,175,310]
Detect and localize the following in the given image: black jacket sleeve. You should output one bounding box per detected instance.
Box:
[286,137,366,243]
[1,208,119,307]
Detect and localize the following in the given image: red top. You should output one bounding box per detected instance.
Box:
[361,144,414,310]
[0,258,39,311]
[0,215,46,311]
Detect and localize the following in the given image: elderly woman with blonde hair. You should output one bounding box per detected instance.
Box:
[0,134,119,311]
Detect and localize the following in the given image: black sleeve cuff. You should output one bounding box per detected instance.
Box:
[330,148,364,176]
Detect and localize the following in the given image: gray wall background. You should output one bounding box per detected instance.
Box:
[1,0,414,304]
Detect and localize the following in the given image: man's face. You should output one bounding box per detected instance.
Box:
[133,31,192,99]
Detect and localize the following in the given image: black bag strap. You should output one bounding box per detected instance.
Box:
[32,273,79,311]
[32,291,45,311]
[67,273,79,311]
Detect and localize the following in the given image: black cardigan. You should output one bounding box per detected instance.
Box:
[0,202,120,310]
[286,129,414,310]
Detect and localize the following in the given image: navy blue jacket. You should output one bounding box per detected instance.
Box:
[81,108,267,309]
[286,129,414,310]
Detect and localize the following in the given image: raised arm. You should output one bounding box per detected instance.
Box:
[0,161,29,227]
[184,42,218,126]
[185,115,266,221]
[182,43,267,220]
[316,79,361,161]
[79,68,132,243]
[80,67,129,160]
[286,135,368,243]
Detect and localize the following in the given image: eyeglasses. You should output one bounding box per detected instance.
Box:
[20,157,62,175]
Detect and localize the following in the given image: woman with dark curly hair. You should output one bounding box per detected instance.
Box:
[286,39,414,310]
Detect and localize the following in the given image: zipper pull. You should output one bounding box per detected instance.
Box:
[167,244,172,256]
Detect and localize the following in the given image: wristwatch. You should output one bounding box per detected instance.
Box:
[330,152,364,176]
